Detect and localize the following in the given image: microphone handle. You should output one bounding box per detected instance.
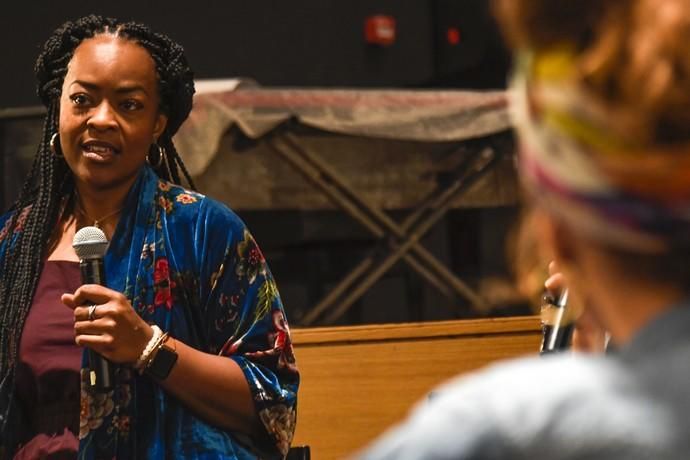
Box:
[540,289,574,355]
[79,258,114,391]
[87,348,113,390]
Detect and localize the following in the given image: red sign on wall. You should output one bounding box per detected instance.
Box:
[365,15,396,46]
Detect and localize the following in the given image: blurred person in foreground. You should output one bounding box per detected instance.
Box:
[359,0,690,458]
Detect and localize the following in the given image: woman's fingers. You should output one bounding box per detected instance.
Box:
[62,283,154,364]
[61,293,77,309]
[544,272,565,293]
[67,284,124,307]
[545,260,565,296]
[68,294,153,364]
[548,260,559,276]
[74,333,116,352]
[74,316,117,335]
[73,303,109,322]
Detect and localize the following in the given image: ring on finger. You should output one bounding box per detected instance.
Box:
[87,304,98,321]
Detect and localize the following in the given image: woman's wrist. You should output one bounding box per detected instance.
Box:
[134,324,163,372]
[144,335,178,380]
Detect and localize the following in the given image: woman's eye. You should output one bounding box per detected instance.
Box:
[121,100,143,111]
[69,94,90,106]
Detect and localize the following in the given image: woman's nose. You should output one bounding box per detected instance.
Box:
[87,102,117,130]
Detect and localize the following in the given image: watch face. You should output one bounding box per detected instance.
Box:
[147,345,178,380]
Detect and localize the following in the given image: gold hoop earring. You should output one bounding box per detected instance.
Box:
[49,133,63,157]
[161,145,174,181]
[147,144,164,168]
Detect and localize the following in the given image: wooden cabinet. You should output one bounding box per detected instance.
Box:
[290,316,541,459]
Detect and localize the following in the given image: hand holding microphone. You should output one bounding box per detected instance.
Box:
[540,287,573,354]
[540,261,607,354]
[62,226,154,390]
[540,261,577,354]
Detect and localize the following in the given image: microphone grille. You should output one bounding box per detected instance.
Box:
[72,226,109,260]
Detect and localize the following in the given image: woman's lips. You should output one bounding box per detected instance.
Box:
[82,143,118,162]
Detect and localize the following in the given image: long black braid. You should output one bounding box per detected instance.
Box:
[0,15,196,417]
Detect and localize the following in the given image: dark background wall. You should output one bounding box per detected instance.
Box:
[0,1,522,326]
[0,0,509,109]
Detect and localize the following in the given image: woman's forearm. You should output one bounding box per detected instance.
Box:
[151,337,260,435]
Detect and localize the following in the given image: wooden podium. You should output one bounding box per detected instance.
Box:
[290,316,541,459]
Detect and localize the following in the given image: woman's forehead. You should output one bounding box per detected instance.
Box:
[65,34,158,91]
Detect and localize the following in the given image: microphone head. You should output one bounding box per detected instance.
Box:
[72,226,109,260]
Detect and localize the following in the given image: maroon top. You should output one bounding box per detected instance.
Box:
[13,260,81,459]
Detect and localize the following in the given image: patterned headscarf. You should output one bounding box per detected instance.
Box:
[510,47,690,252]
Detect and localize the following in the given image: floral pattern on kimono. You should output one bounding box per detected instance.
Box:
[0,165,299,459]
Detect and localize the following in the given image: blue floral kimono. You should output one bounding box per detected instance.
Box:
[0,166,299,459]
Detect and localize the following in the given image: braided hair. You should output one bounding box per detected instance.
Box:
[0,15,196,403]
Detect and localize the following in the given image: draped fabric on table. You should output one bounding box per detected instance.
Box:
[173,81,515,212]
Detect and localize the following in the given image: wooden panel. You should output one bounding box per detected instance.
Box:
[290,316,541,459]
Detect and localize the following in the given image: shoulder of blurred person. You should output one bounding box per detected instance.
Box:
[358,297,690,460]
[358,0,690,458]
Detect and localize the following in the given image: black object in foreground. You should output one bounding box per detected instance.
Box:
[540,289,574,354]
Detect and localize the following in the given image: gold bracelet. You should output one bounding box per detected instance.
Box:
[142,332,170,371]
[134,325,162,371]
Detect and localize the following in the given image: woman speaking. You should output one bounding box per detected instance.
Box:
[0,15,298,459]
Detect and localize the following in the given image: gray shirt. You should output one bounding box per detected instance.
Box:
[359,299,690,460]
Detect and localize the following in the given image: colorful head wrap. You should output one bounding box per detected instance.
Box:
[510,47,690,252]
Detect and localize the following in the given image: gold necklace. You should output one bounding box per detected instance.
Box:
[74,193,124,229]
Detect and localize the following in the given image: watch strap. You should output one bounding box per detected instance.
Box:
[145,343,178,380]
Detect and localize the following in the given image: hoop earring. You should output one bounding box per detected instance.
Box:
[162,147,174,181]
[50,133,63,157]
[147,144,164,168]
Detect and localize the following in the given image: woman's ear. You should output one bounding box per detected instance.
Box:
[153,113,168,141]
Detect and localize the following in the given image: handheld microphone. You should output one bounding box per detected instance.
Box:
[539,288,574,354]
[72,226,114,391]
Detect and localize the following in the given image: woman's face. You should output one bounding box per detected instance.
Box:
[58,34,167,191]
